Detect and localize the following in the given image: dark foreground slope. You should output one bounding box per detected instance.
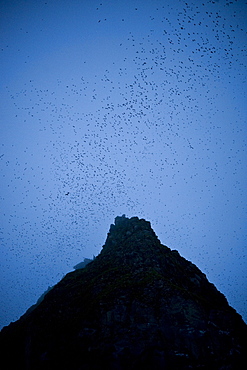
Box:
[1,216,246,369]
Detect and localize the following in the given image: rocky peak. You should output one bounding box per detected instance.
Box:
[103,215,159,248]
[0,216,246,369]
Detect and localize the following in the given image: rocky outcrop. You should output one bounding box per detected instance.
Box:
[73,257,94,270]
[0,215,246,369]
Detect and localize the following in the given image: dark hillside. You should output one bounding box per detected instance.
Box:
[1,215,246,369]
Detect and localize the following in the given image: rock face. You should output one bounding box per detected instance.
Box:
[1,215,246,369]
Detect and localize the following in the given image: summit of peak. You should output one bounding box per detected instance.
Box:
[102,215,160,251]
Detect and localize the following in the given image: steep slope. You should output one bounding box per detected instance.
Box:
[1,215,246,369]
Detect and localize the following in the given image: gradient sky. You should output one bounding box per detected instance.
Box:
[0,0,246,329]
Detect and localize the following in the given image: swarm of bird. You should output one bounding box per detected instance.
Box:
[0,0,246,328]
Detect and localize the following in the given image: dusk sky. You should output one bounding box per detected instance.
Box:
[0,0,246,329]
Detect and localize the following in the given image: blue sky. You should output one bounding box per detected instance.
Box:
[0,0,247,329]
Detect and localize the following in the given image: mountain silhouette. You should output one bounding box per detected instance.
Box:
[1,215,246,369]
